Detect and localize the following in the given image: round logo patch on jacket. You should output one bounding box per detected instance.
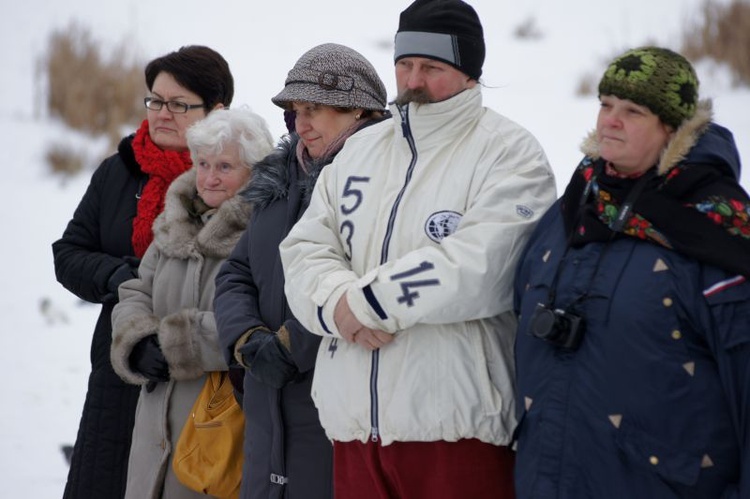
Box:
[516,204,534,218]
[425,210,462,243]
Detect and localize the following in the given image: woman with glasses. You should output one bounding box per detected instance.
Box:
[513,47,750,498]
[111,107,273,499]
[52,45,234,499]
[213,43,389,499]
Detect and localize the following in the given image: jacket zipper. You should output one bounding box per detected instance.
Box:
[369,104,419,443]
[370,350,380,442]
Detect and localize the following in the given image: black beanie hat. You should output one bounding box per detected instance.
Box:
[394,0,485,80]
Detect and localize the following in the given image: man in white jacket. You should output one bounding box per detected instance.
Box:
[279,0,557,497]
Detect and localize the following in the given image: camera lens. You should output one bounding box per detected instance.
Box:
[528,303,585,350]
[529,305,558,340]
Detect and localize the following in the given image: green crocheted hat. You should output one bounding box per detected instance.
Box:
[598,47,699,128]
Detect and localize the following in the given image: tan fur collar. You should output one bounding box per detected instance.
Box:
[151,168,252,259]
[580,99,713,176]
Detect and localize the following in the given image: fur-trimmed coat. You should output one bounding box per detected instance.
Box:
[513,101,750,498]
[111,167,251,499]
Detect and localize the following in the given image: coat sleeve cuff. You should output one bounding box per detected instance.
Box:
[158,308,203,380]
[317,286,349,338]
[233,326,271,367]
[111,314,160,385]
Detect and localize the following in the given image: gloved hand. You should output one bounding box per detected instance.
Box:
[106,256,141,300]
[237,329,297,389]
[129,334,170,386]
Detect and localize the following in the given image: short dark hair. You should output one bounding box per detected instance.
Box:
[145,45,234,109]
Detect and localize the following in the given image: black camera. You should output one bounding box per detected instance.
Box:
[528,303,585,350]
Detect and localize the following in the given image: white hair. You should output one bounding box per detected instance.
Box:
[186,106,274,168]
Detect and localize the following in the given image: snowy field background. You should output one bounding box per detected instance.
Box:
[1,0,747,496]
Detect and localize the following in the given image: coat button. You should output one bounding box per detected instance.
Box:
[649,456,659,466]
[671,330,682,340]
[662,297,673,307]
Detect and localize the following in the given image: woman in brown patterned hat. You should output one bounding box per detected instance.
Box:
[214,43,389,499]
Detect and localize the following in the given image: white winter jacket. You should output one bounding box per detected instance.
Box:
[280,86,556,446]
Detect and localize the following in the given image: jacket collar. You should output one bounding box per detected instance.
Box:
[391,85,483,143]
[240,134,331,211]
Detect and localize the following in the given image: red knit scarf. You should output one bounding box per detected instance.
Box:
[130,119,193,257]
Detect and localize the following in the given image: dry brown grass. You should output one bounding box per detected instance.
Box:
[45,142,85,177]
[576,0,750,97]
[681,0,750,86]
[42,22,144,148]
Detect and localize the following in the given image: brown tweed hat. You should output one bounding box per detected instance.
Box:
[272,43,387,111]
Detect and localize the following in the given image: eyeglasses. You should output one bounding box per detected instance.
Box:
[144,97,204,114]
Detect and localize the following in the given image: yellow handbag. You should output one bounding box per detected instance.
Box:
[173,371,244,499]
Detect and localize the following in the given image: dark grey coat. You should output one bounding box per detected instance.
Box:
[214,135,333,499]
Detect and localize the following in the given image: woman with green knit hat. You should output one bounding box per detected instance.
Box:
[513,46,750,498]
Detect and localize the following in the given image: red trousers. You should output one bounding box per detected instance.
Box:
[333,438,515,499]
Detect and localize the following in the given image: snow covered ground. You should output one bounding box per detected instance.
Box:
[1,0,747,496]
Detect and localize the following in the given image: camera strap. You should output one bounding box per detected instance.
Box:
[546,164,656,308]
[576,163,656,232]
[608,168,656,233]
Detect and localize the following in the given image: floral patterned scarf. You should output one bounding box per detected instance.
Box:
[561,157,750,277]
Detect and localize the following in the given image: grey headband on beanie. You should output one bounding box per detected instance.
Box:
[394,32,459,69]
[272,43,387,111]
[394,0,485,80]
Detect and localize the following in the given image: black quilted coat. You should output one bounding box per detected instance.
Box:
[52,134,147,499]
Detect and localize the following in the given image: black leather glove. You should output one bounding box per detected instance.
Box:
[129,335,170,386]
[238,330,297,389]
[106,256,141,300]
[228,364,245,406]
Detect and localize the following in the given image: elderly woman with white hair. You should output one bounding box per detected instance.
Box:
[110,107,274,499]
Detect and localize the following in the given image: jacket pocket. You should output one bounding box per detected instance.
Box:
[615,421,703,487]
[471,320,506,416]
